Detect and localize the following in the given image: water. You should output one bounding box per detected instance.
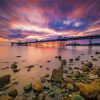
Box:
[0,45,100,92]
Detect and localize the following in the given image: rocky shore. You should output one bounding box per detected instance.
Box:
[0,51,100,100]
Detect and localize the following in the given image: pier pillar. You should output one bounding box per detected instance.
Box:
[89,38,92,46]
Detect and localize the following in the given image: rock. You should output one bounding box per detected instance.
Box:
[81,66,89,72]
[73,71,80,78]
[24,83,32,92]
[71,95,85,100]
[91,68,100,75]
[51,68,63,82]
[27,65,34,68]
[74,67,79,70]
[96,51,100,55]
[64,77,73,83]
[67,83,75,91]
[38,93,45,100]
[97,94,100,100]
[11,63,17,69]
[85,62,93,68]
[8,89,18,98]
[75,79,100,99]
[0,74,11,88]
[92,58,97,61]
[33,81,44,92]
[75,57,80,61]
[47,60,51,63]
[40,66,43,68]
[61,59,67,67]
[89,73,98,79]
[1,67,9,70]
[58,56,62,61]
[69,58,73,62]
[41,77,46,83]
[13,69,20,73]
[16,56,21,57]
[44,74,49,78]
[0,96,12,100]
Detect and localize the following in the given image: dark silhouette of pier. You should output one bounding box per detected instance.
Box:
[11,34,100,47]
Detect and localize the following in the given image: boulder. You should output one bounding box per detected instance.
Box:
[71,95,85,100]
[0,96,12,100]
[8,89,18,98]
[23,83,32,92]
[0,74,11,88]
[75,79,100,99]
[61,60,67,67]
[51,68,63,82]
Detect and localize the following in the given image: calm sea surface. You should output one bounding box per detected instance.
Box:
[0,45,100,92]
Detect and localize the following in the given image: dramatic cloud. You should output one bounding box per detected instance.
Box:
[0,0,100,42]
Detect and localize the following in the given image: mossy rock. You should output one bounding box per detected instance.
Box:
[0,96,12,100]
[71,95,85,100]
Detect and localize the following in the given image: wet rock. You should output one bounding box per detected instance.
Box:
[71,95,85,100]
[95,51,100,55]
[66,83,75,91]
[16,56,21,57]
[69,58,73,62]
[61,59,67,67]
[13,69,20,73]
[27,65,34,69]
[81,66,89,72]
[0,96,12,100]
[1,67,9,70]
[51,68,63,82]
[0,74,11,88]
[85,62,93,68]
[11,63,17,69]
[47,60,51,63]
[74,67,79,70]
[75,79,100,99]
[58,56,62,61]
[55,56,57,58]
[33,81,44,92]
[75,57,80,61]
[23,83,32,92]
[46,67,49,70]
[91,58,98,61]
[8,89,18,98]
[40,66,43,68]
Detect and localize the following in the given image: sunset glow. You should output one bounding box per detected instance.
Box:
[0,0,100,42]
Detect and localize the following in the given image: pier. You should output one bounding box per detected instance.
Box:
[11,34,100,47]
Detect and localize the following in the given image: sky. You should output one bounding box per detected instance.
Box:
[0,0,100,42]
